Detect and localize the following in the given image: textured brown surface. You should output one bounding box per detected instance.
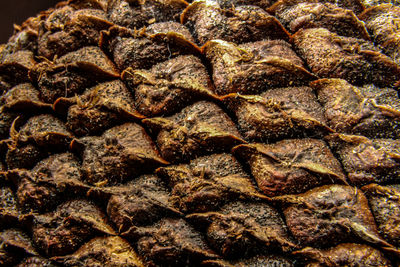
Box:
[0,0,400,266]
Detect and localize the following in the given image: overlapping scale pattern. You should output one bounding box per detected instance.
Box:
[0,0,400,266]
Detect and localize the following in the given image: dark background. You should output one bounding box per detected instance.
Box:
[0,0,59,43]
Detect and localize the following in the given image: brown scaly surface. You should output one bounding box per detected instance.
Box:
[1,0,400,266]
